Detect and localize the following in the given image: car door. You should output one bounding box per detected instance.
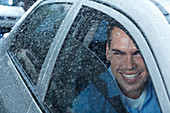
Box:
[1,0,74,112]
[41,0,170,113]
[1,0,169,112]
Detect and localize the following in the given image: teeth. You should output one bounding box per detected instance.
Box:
[121,73,138,79]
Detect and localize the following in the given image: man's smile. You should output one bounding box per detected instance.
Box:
[120,72,142,83]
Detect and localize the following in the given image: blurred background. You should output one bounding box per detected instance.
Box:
[17,0,37,11]
[0,0,37,38]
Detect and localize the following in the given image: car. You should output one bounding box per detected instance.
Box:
[0,0,25,34]
[0,0,170,112]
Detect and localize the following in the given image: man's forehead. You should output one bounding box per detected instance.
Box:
[110,27,130,42]
[111,27,126,37]
[110,27,138,50]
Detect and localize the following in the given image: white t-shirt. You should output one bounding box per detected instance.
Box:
[124,85,148,111]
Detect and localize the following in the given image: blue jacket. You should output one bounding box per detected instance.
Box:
[72,69,161,113]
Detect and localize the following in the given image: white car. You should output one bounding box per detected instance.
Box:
[0,0,170,112]
[0,0,25,33]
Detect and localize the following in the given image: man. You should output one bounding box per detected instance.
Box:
[72,25,161,113]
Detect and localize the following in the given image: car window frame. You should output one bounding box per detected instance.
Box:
[38,0,170,112]
[10,2,73,85]
[83,1,170,112]
[6,1,74,112]
[35,0,80,101]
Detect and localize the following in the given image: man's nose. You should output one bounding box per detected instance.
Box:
[125,55,137,70]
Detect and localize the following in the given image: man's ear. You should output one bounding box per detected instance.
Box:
[106,43,111,61]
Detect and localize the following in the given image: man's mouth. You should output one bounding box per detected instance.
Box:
[120,72,142,83]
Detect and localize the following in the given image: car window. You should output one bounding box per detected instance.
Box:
[44,6,128,113]
[9,3,71,85]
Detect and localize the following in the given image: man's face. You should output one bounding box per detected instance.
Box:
[106,27,149,97]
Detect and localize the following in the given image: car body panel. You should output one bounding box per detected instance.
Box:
[0,53,41,112]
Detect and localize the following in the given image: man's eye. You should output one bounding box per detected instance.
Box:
[113,52,124,55]
[133,51,141,55]
[112,49,125,55]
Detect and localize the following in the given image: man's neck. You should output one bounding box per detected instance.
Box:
[124,91,143,99]
[121,81,150,99]
[122,86,145,99]
[124,85,149,111]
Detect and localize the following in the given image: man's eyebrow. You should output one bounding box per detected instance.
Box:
[112,49,126,54]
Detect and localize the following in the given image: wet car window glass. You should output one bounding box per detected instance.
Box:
[9,3,71,85]
[44,6,128,113]
[67,6,112,66]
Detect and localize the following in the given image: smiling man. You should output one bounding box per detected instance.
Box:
[72,25,161,113]
[106,26,149,99]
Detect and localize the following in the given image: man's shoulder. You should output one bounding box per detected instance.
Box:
[72,72,109,109]
[72,70,120,106]
[72,82,103,112]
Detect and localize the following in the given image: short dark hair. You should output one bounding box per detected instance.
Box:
[107,20,137,49]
